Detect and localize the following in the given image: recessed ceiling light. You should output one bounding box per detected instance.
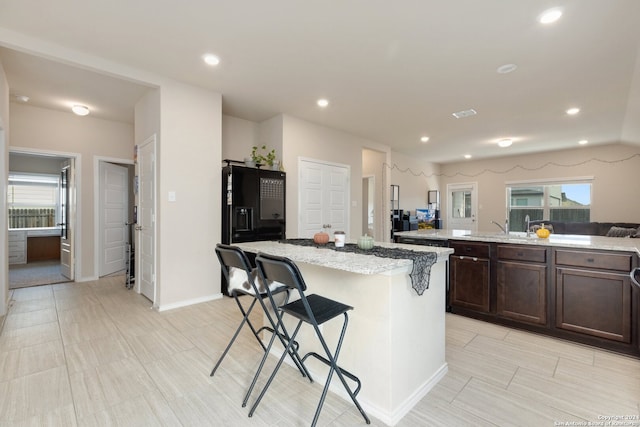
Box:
[464,154,472,159]
[578,139,589,145]
[498,138,513,148]
[497,64,517,74]
[420,136,430,143]
[71,105,90,116]
[452,108,477,119]
[14,94,29,102]
[203,54,220,66]
[317,99,329,108]
[539,8,562,24]
[566,107,580,115]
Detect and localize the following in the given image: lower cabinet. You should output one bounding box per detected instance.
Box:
[449,241,491,313]
[556,268,633,343]
[497,260,547,325]
[450,255,490,313]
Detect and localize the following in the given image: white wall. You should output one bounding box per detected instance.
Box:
[9,103,134,280]
[0,58,9,317]
[156,81,222,308]
[281,114,391,239]
[389,151,441,216]
[439,142,640,231]
[221,115,259,162]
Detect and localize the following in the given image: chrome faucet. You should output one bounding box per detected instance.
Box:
[525,215,531,237]
[491,220,509,234]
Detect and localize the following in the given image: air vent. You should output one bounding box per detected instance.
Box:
[452,109,477,119]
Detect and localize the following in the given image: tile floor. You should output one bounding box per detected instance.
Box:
[0,275,638,426]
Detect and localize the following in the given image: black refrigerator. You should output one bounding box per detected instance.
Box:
[221,161,286,293]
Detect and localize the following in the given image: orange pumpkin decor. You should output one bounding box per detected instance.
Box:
[313,231,330,245]
[536,224,551,239]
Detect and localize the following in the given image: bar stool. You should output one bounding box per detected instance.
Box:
[211,244,310,388]
[249,252,371,426]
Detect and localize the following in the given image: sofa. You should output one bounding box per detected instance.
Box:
[529,220,640,237]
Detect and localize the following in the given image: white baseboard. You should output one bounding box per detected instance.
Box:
[157,292,223,312]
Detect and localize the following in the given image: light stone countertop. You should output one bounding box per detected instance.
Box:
[394,229,640,255]
[234,240,453,275]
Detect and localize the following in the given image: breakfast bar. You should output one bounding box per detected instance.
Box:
[235,240,453,426]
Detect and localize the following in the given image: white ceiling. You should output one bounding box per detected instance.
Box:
[1,0,640,163]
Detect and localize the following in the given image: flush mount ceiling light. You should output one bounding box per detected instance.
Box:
[579,139,589,145]
[71,105,90,116]
[566,107,580,115]
[452,108,477,119]
[14,94,30,102]
[539,8,563,24]
[420,136,430,143]
[317,98,329,108]
[203,54,220,66]
[498,138,513,148]
[464,154,472,159]
[497,63,517,74]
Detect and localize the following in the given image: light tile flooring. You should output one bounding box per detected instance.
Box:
[1,275,639,426]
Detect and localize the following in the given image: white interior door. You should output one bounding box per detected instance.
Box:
[299,159,349,237]
[137,137,156,303]
[447,182,478,232]
[60,159,75,280]
[99,162,128,276]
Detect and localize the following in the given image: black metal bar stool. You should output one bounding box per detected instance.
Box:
[249,252,371,426]
[211,244,310,388]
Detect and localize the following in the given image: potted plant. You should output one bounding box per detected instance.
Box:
[265,148,280,170]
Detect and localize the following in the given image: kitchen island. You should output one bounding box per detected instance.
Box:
[235,240,453,426]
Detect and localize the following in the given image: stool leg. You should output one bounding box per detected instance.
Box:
[248,320,303,417]
[210,294,260,376]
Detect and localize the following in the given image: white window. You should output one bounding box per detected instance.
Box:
[507,179,592,232]
[8,172,60,229]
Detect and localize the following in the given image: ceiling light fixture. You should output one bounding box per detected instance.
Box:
[498,138,513,148]
[579,139,589,145]
[539,8,563,24]
[464,154,472,159]
[317,99,329,108]
[203,54,220,66]
[452,108,477,119]
[566,107,580,115]
[71,105,90,116]
[14,94,30,102]
[420,136,430,143]
[497,64,517,74]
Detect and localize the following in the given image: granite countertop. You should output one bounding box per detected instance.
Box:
[394,229,640,255]
[234,240,453,275]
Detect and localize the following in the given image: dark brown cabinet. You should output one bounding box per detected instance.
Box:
[497,245,548,325]
[449,241,491,313]
[555,249,634,343]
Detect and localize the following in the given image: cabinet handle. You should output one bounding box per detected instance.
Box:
[587,258,594,263]
[517,252,524,257]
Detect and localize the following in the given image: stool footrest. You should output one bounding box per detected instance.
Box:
[302,351,362,396]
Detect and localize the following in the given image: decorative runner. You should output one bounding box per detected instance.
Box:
[281,239,438,296]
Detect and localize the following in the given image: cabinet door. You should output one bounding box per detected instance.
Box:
[450,255,490,313]
[497,261,547,325]
[556,267,632,343]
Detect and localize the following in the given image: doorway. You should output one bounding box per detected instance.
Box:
[298,158,350,238]
[96,159,134,278]
[447,182,478,231]
[7,150,78,289]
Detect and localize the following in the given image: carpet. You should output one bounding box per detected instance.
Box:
[9,260,70,289]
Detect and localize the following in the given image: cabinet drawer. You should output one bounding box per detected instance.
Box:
[450,241,490,258]
[8,231,26,242]
[555,249,633,272]
[498,245,547,263]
